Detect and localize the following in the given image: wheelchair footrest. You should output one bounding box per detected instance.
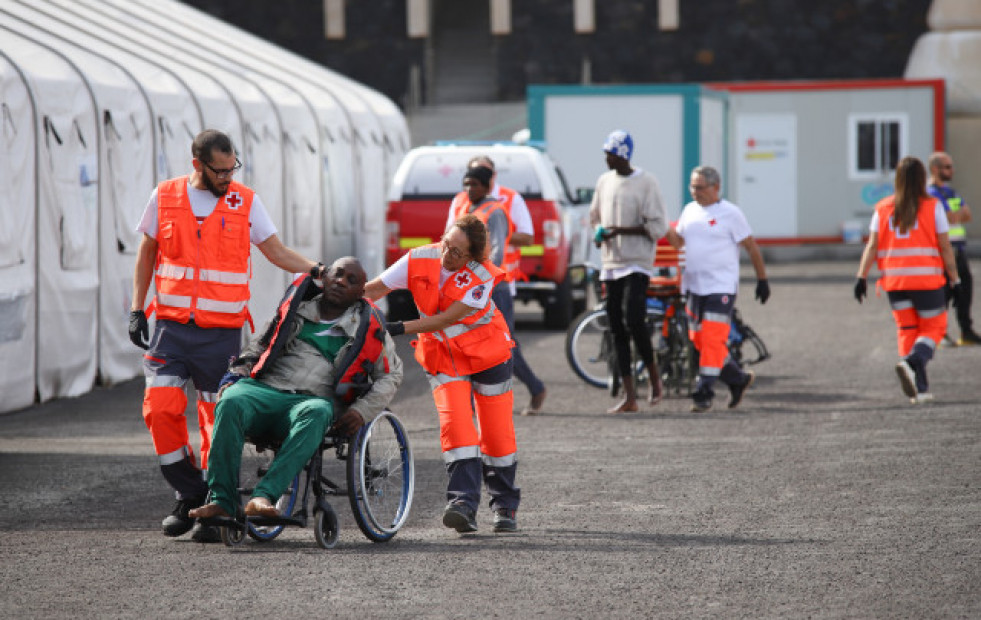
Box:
[198,514,306,530]
[248,515,305,528]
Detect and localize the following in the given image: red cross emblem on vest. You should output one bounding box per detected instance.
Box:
[225,191,242,210]
[454,272,472,288]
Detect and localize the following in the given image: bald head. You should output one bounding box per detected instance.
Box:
[321,256,366,311]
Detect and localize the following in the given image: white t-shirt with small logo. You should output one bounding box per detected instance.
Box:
[674,199,752,296]
[136,180,277,245]
[380,253,491,309]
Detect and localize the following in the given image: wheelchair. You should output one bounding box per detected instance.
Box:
[202,409,414,549]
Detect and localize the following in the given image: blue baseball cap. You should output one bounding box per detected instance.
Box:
[603,130,634,161]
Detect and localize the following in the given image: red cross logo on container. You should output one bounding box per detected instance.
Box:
[225,191,242,210]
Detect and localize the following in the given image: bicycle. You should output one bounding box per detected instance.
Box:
[565,247,697,397]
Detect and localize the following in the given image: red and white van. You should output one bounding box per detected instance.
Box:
[385,143,592,328]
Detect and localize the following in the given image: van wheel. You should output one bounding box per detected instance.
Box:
[386,290,419,322]
[543,275,574,330]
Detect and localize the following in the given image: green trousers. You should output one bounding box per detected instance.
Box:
[207,378,333,515]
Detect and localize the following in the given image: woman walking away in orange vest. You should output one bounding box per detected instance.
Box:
[366,214,520,534]
[855,156,961,404]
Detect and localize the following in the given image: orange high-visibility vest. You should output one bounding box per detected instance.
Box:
[154,176,253,328]
[875,195,946,292]
[495,186,524,277]
[406,244,513,376]
[450,191,518,277]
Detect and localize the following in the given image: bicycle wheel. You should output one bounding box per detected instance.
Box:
[239,443,300,542]
[660,311,692,396]
[346,410,414,542]
[565,308,614,389]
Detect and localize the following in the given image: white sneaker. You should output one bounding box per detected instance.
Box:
[894,360,917,399]
[910,392,934,405]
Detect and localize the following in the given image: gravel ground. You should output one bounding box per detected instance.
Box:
[1,260,979,619]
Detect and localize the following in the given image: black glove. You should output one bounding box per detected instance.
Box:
[128,310,149,350]
[950,281,963,308]
[854,278,867,304]
[755,279,770,304]
[386,321,405,337]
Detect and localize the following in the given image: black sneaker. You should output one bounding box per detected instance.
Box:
[492,508,517,533]
[690,387,714,413]
[162,496,204,537]
[442,502,478,533]
[189,522,221,543]
[727,371,755,409]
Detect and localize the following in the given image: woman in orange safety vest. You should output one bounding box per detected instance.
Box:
[365,214,520,534]
[855,156,961,404]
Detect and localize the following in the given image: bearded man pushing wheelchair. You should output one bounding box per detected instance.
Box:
[191,256,402,523]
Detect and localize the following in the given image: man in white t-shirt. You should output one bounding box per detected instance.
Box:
[129,129,321,543]
[665,166,770,412]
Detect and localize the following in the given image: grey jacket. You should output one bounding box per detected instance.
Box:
[232,297,403,421]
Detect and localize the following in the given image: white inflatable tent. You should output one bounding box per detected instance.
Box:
[0,0,407,413]
[42,0,290,324]
[0,10,155,388]
[0,34,37,412]
[82,0,328,301]
[0,26,100,403]
[129,0,410,280]
[119,0,359,268]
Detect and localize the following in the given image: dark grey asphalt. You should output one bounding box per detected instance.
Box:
[1,260,979,619]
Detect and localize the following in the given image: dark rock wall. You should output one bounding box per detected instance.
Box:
[180,0,931,107]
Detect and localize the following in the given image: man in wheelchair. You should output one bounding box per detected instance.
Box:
[190,256,403,523]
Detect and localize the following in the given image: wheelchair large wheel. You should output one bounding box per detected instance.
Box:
[566,308,612,389]
[238,444,300,542]
[346,410,414,542]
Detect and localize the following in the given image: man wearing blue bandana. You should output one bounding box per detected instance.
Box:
[589,130,668,413]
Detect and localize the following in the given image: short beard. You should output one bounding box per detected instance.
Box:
[202,172,227,198]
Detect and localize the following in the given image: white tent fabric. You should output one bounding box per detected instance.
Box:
[0,10,155,386]
[84,0,326,321]
[0,28,100,402]
[0,46,37,412]
[0,0,407,413]
[130,0,409,280]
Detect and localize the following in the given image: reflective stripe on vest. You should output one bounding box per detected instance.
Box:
[496,186,524,277]
[946,194,966,240]
[407,244,511,376]
[874,196,946,291]
[154,176,253,328]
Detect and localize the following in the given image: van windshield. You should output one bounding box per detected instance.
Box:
[401,152,543,199]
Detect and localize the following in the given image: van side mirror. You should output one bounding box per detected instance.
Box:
[575,187,594,204]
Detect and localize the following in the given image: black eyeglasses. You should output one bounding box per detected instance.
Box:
[202,158,243,178]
